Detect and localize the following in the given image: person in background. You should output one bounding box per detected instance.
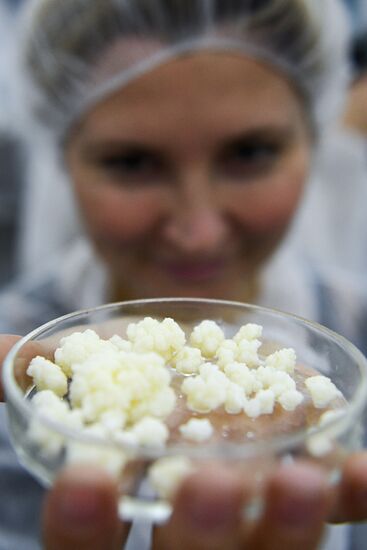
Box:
[288,0,367,279]
[342,31,367,137]
[290,0,367,281]
[340,0,367,137]
[342,0,367,35]
[1,0,367,548]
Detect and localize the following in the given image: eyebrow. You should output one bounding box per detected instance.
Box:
[78,140,163,162]
[225,125,296,143]
[77,124,297,158]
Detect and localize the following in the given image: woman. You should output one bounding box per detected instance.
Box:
[1,0,367,548]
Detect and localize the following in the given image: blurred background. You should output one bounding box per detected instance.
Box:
[0,0,367,291]
[0,0,24,287]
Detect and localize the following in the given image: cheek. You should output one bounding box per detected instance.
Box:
[227,155,308,234]
[73,182,163,242]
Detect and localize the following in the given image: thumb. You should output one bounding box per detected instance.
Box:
[42,465,129,550]
[0,335,21,401]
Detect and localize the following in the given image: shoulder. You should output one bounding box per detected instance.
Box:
[0,267,69,335]
[314,267,367,356]
[0,238,105,336]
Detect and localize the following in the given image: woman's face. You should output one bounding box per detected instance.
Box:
[66,52,312,302]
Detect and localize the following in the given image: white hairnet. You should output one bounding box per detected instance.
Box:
[17,0,351,143]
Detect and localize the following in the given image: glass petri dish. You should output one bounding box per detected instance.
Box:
[3,298,367,523]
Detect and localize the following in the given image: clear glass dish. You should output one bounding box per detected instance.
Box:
[3,298,367,523]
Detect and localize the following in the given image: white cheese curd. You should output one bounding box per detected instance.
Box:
[306,409,347,457]
[32,390,84,431]
[113,430,139,447]
[199,363,228,385]
[54,329,115,377]
[256,389,276,415]
[127,317,185,360]
[181,375,226,413]
[306,433,333,457]
[318,409,346,426]
[26,317,346,469]
[233,323,263,343]
[235,339,261,368]
[271,374,297,398]
[29,390,83,457]
[172,346,204,375]
[254,366,274,388]
[133,387,177,423]
[69,349,175,424]
[28,420,66,457]
[216,339,238,369]
[305,376,342,408]
[148,456,194,498]
[224,362,261,396]
[68,353,128,421]
[109,335,132,352]
[243,397,262,419]
[27,356,68,397]
[32,389,70,415]
[67,442,127,478]
[179,418,214,442]
[99,410,127,433]
[66,424,129,478]
[265,348,296,374]
[225,382,246,414]
[131,417,169,447]
[277,389,304,411]
[189,320,225,358]
[256,367,296,397]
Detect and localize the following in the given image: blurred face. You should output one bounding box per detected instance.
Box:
[66,52,312,302]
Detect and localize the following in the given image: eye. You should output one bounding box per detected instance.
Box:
[97,148,165,184]
[219,139,282,179]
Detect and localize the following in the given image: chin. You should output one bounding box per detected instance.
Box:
[112,262,255,302]
[134,278,249,303]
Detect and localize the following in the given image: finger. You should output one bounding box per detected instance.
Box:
[248,462,330,550]
[153,465,245,550]
[0,335,21,401]
[2,335,57,401]
[331,452,367,523]
[42,465,129,550]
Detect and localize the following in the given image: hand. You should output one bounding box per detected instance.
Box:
[0,334,22,401]
[41,461,330,550]
[1,334,367,549]
[42,466,127,550]
[153,462,331,550]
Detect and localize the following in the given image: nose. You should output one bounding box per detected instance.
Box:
[162,174,229,254]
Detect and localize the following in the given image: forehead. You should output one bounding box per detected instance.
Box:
[75,52,306,142]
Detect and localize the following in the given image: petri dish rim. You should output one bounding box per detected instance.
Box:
[3,297,367,461]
